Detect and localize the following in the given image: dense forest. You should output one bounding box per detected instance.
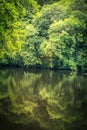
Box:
[0,0,87,71]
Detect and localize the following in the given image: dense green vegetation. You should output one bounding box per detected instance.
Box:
[0,0,87,71]
[0,68,87,130]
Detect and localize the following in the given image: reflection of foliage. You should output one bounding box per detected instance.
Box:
[0,68,87,130]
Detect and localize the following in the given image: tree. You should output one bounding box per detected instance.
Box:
[0,0,87,71]
[33,2,67,37]
[39,15,86,70]
[0,0,39,66]
[20,24,42,67]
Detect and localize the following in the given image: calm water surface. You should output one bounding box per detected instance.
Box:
[0,68,87,130]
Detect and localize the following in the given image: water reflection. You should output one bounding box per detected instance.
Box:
[0,68,87,130]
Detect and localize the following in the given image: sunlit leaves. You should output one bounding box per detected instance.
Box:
[46,16,86,70]
[0,0,39,65]
[0,0,87,71]
[33,2,67,37]
[20,24,42,67]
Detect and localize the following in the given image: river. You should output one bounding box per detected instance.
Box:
[0,68,87,130]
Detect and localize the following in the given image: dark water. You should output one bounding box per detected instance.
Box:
[0,68,87,130]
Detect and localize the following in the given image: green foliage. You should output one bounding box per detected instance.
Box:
[46,16,85,70]
[0,0,87,71]
[33,2,67,37]
[20,24,42,67]
[0,0,39,66]
[37,0,60,6]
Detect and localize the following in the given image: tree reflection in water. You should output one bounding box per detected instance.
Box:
[0,68,87,130]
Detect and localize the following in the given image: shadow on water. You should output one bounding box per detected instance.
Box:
[0,68,87,130]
